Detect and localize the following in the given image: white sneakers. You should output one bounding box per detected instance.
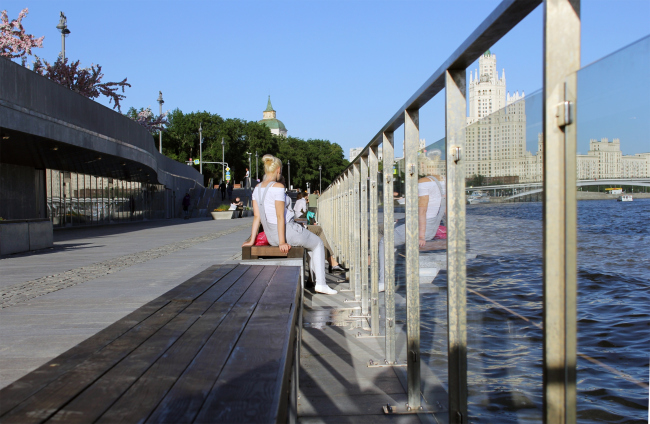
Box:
[315,285,337,295]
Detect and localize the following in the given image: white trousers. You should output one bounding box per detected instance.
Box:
[378,217,441,288]
[265,220,327,289]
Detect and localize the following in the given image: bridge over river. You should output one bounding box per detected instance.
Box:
[467,178,650,202]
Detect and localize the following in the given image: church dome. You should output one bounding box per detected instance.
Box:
[259,118,287,131]
[258,96,287,136]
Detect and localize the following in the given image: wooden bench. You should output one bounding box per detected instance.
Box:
[242,245,305,260]
[0,263,302,424]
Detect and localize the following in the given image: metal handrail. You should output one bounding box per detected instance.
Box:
[318,0,580,421]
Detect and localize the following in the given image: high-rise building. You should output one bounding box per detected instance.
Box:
[465,51,529,180]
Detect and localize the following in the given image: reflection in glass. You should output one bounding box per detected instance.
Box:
[44,170,166,228]
[574,35,650,423]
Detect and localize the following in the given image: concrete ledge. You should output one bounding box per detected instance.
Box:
[0,222,29,255]
[0,220,53,255]
[29,220,54,251]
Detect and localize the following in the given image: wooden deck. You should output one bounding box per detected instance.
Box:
[0,264,301,424]
[298,273,449,424]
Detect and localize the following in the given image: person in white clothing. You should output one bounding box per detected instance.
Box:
[242,154,337,295]
[294,192,308,218]
[378,165,446,291]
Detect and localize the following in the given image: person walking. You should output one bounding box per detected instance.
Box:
[227,181,234,201]
[219,180,226,201]
[182,192,191,219]
[244,168,250,188]
[242,154,336,295]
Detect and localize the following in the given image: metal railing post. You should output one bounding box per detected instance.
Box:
[353,164,362,302]
[382,131,396,363]
[404,109,421,409]
[446,68,468,423]
[360,155,370,316]
[543,0,580,422]
[369,145,380,334]
[348,169,356,291]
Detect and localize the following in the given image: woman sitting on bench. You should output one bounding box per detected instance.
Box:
[242,154,337,295]
[378,155,446,292]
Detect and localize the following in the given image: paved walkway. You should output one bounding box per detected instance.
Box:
[0,217,253,389]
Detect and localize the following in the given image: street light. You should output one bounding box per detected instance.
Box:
[55,12,70,60]
[255,151,258,181]
[157,91,164,154]
[221,137,225,182]
[198,123,203,175]
[287,160,291,190]
[319,165,322,193]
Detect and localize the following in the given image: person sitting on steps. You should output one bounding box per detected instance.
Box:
[242,154,337,295]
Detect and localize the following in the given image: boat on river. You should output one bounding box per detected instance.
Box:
[617,194,633,202]
[468,191,490,204]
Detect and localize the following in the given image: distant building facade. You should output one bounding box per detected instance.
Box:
[258,96,287,137]
[577,138,650,179]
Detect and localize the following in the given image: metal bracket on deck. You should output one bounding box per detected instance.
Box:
[356,332,383,339]
[383,402,439,415]
[344,298,361,303]
[368,359,407,368]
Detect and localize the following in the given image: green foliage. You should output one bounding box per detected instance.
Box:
[158,108,347,189]
[466,174,486,187]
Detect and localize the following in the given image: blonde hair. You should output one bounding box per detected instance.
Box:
[262,154,282,175]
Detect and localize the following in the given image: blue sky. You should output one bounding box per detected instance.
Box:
[5,0,649,158]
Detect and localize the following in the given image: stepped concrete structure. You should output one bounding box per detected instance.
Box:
[0,58,203,240]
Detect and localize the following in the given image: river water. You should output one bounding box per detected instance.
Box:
[392,199,649,423]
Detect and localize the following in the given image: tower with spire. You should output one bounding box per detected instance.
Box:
[464,51,529,181]
[258,96,287,137]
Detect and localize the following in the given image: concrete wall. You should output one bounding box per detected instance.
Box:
[0,57,204,220]
[0,219,53,255]
[0,163,45,220]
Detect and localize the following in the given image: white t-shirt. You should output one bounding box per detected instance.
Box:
[417,177,445,220]
[253,185,293,224]
[294,198,308,215]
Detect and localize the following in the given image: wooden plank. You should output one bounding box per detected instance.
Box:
[143,266,280,424]
[91,265,268,424]
[47,265,255,424]
[194,268,301,423]
[249,246,305,259]
[258,266,301,306]
[194,307,297,423]
[0,264,231,417]
[0,301,190,424]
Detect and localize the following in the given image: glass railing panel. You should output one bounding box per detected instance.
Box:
[574,35,650,423]
[463,88,545,423]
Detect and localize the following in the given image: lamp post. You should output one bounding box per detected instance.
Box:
[157,91,164,154]
[319,165,322,193]
[255,151,258,181]
[287,160,291,190]
[221,137,225,182]
[55,12,70,60]
[198,123,203,175]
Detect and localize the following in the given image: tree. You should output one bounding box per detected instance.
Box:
[32,56,130,112]
[0,8,43,61]
[125,106,168,134]
[466,174,486,187]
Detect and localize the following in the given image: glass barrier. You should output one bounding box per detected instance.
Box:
[574,35,650,423]
[462,87,545,422]
[46,169,166,227]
